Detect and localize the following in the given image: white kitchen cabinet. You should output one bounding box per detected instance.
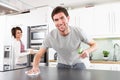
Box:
[27,7,53,26]
[110,64,120,71]
[78,4,115,37]
[69,5,110,37]
[110,3,120,35]
[69,7,94,36]
[92,3,120,38]
[6,6,53,26]
[69,2,120,38]
[89,63,111,70]
[49,62,57,67]
[89,63,120,71]
[92,5,111,36]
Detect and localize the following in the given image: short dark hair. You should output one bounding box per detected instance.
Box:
[51,6,69,20]
[11,27,22,38]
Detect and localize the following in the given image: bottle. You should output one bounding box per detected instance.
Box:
[78,47,90,68]
[78,48,83,54]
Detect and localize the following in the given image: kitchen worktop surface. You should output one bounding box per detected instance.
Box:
[0,66,120,80]
[90,60,120,64]
[49,60,120,64]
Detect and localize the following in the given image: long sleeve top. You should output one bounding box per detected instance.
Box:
[11,38,30,64]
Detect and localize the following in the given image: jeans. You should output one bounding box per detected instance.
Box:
[57,63,86,70]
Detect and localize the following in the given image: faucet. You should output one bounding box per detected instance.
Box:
[113,43,120,61]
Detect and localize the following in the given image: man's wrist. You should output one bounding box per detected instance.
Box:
[32,63,39,68]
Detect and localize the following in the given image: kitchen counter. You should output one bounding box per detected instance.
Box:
[49,60,120,64]
[0,66,120,80]
[90,60,120,64]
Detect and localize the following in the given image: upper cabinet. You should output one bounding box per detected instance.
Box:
[92,5,110,36]
[69,7,94,36]
[93,3,120,38]
[6,6,53,26]
[27,7,53,25]
[69,2,120,38]
[110,3,120,35]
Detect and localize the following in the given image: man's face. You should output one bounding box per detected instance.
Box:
[53,12,70,32]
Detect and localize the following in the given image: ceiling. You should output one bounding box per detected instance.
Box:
[0,0,120,15]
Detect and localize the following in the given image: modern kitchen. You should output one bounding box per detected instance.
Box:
[1,0,120,80]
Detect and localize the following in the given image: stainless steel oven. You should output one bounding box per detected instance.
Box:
[27,25,49,66]
[30,25,48,44]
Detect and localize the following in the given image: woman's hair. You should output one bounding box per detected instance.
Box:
[11,27,22,38]
[51,6,69,20]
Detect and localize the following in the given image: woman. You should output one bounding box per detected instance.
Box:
[11,27,32,66]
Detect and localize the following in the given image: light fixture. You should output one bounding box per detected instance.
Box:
[0,1,18,11]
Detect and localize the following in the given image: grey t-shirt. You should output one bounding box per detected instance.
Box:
[41,26,92,65]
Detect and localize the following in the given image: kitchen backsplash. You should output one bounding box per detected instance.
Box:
[81,38,120,61]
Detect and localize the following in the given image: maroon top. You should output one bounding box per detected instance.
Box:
[20,40,25,52]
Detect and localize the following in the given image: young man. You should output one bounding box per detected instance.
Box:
[27,6,97,74]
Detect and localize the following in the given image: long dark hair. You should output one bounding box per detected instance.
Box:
[11,27,22,38]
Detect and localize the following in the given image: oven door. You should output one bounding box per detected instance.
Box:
[30,30,47,44]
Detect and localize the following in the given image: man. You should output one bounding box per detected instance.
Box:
[27,6,97,74]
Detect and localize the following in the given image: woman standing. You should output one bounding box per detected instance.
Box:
[11,27,31,66]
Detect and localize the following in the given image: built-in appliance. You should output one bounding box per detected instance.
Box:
[27,25,49,66]
[3,45,29,71]
[29,25,48,44]
[4,45,12,71]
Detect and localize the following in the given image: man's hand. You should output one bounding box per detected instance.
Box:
[26,67,40,74]
[79,50,89,59]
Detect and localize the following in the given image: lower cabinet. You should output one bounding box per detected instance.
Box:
[49,62,57,67]
[88,63,120,71]
[48,62,120,71]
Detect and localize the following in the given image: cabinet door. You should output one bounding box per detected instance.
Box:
[69,6,110,37]
[116,64,120,71]
[27,7,48,25]
[69,7,94,36]
[89,64,111,70]
[92,6,110,36]
[114,11,120,34]
[76,7,94,36]
[68,9,77,27]
[69,3,120,38]
[92,3,120,37]
[112,4,120,34]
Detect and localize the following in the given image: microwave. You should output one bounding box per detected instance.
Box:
[31,30,46,40]
[28,25,48,44]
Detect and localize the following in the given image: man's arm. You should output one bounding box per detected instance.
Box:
[27,48,47,74]
[86,40,97,53]
[80,40,97,58]
[32,48,47,68]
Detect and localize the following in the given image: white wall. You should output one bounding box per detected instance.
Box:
[0,16,7,70]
